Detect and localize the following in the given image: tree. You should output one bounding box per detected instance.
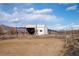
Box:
[10,28,17,35]
[0,26,4,35]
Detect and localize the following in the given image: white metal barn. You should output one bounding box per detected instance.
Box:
[26,25,48,35]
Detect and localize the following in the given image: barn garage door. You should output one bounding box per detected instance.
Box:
[26,28,35,35]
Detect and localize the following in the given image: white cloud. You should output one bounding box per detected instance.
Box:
[13,7,18,12]
[23,14,57,21]
[66,5,77,11]
[53,24,67,30]
[0,7,58,24]
[22,8,53,14]
[10,18,20,23]
[33,8,53,14]
[49,23,79,30]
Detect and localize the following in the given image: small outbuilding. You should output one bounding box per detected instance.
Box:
[26,25,48,35]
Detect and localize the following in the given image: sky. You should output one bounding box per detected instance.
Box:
[0,3,79,30]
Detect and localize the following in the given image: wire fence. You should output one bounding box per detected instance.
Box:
[0,27,79,40]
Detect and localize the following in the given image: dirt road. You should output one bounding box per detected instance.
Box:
[0,38,65,56]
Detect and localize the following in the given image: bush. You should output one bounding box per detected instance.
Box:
[9,28,18,35]
[0,26,4,35]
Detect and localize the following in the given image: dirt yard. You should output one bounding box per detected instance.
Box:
[0,38,65,56]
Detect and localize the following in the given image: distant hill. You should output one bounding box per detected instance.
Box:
[0,24,79,35]
[0,24,27,34]
[48,29,58,32]
[0,24,10,29]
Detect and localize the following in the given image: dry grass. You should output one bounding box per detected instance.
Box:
[0,38,65,56]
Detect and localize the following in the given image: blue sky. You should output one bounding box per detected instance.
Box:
[0,3,79,30]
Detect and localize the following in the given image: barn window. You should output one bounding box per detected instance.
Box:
[40,30,42,32]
